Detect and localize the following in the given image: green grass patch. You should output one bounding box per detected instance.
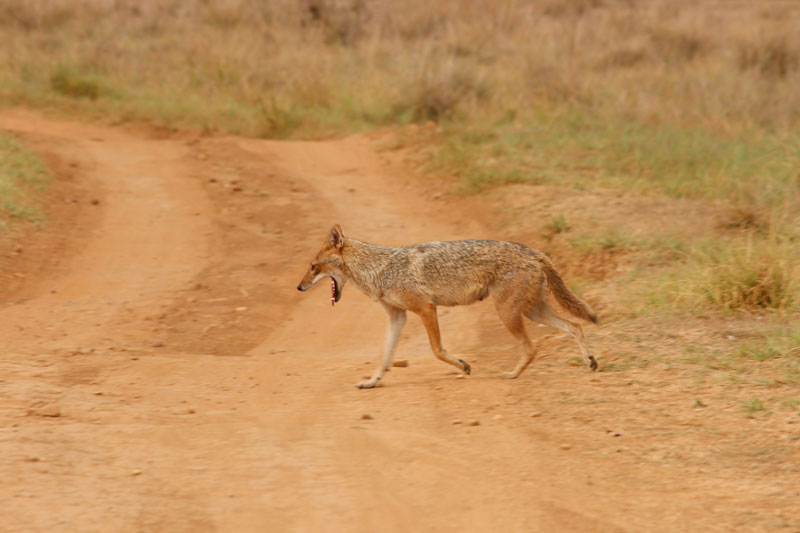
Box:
[433,110,800,211]
[0,134,50,230]
[569,229,635,255]
[739,326,800,380]
[677,326,800,383]
[679,344,743,372]
[743,398,766,415]
[541,213,572,238]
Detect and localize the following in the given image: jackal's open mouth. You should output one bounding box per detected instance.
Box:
[331,278,341,306]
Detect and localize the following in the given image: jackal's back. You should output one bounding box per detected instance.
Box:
[377,240,544,306]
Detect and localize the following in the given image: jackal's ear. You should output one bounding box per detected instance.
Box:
[329,224,344,249]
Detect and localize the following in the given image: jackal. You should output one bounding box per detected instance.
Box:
[297,224,598,388]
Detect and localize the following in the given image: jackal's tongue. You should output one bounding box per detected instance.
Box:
[331,279,336,307]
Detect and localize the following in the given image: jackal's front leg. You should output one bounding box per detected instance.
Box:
[357,304,407,389]
[416,304,472,376]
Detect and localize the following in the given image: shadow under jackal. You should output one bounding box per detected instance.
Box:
[297,225,598,388]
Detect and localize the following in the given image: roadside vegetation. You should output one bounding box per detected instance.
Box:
[0,133,50,231]
[1,0,798,396]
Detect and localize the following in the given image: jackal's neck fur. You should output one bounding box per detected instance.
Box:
[339,238,394,297]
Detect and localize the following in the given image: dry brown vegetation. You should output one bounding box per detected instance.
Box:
[2,0,800,133]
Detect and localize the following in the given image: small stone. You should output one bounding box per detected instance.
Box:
[530,411,543,418]
[492,414,503,421]
[79,347,95,355]
[27,402,61,418]
[455,374,465,379]
[467,420,481,426]
[152,341,165,348]
[132,469,142,476]
[235,306,248,312]
[392,360,408,368]
[560,444,572,451]
[451,419,463,425]
[361,414,373,420]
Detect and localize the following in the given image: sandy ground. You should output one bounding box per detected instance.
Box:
[1,111,798,532]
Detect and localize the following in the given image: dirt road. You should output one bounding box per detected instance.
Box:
[1,111,796,532]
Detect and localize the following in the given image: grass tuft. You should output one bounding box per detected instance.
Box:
[50,65,114,101]
[0,134,50,230]
[671,238,799,313]
[542,213,572,238]
[743,398,766,415]
[256,98,304,139]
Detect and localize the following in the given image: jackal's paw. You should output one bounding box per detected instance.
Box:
[356,378,381,389]
[500,371,518,379]
[588,355,598,372]
[457,359,471,375]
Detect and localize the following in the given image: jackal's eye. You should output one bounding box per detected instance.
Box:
[310,263,319,274]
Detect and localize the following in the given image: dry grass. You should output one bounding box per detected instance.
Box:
[2,0,799,134]
[674,237,800,313]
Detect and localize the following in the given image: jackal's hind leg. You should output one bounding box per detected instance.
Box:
[356,304,407,389]
[415,304,471,375]
[495,304,537,379]
[526,303,597,371]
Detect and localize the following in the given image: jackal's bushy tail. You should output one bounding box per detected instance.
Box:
[542,257,598,323]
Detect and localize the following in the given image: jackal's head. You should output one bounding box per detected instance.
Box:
[296,224,347,305]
